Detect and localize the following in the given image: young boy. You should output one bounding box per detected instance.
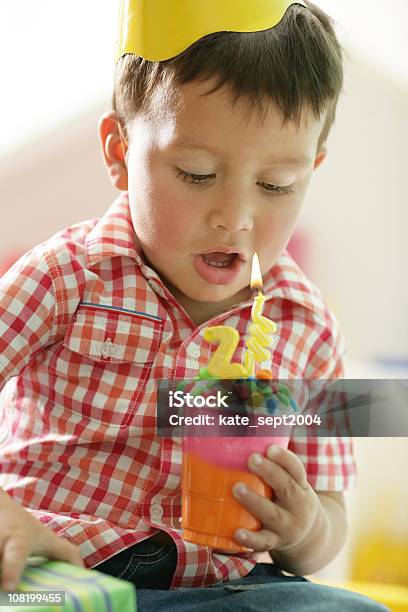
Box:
[0,1,388,610]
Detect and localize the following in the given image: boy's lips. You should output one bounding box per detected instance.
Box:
[193,247,248,285]
[199,246,248,263]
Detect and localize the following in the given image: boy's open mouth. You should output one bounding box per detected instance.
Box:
[193,251,245,285]
[201,252,238,268]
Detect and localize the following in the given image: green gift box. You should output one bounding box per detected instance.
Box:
[0,556,136,611]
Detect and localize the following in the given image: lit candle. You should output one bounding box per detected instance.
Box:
[243,253,277,376]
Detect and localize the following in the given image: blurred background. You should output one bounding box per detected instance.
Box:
[0,0,407,603]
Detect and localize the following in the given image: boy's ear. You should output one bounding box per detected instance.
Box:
[313,145,327,170]
[98,111,128,191]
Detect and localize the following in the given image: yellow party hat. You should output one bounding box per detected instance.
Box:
[117,0,307,62]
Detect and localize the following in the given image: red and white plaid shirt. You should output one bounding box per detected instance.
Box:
[0,192,356,588]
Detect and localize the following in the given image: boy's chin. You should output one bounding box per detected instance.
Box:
[190,284,251,305]
[164,275,251,306]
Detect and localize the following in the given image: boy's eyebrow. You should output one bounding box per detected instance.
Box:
[172,143,311,166]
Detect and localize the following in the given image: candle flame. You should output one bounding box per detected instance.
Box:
[250,252,263,291]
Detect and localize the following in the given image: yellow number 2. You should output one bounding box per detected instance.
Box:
[203,326,248,378]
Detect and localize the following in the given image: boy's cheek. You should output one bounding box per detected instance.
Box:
[137,208,195,261]
[256,218,295,260]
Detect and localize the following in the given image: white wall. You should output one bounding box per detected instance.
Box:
[301,56,408,362]
[0,105,116,252]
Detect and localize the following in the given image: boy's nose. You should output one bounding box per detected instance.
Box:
[208,195,254,233]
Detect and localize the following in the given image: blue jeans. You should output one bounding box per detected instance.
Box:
[94,539,390,612]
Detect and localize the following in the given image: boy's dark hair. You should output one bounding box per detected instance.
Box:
[113,1,343,148]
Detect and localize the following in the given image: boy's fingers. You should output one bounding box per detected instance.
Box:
[232,482,289,532]
[0,531,84,591]
[265,446,308,488]
[1,536,30,591]
[38,528,84,567]
[234,527,278,552]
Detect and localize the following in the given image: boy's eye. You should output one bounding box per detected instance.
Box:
[175,168,294,195]
[259,182,294,195]
[175,169,215,184]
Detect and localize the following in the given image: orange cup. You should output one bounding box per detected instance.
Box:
[181,436,289,552]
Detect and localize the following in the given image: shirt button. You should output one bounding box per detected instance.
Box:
[186,344,200,359]
[100,340,115,358]
[150,504,164,521]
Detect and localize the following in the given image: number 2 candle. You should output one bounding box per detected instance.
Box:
[243,253,277,376]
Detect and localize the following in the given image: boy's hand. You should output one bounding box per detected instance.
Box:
[232,445,322,553]
[0,488,84,591]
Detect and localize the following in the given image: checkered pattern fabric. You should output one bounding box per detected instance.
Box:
[0,192,356,588]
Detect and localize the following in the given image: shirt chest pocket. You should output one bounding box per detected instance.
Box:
[50,308,164,427]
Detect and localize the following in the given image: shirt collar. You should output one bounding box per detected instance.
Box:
[260,252,327,320]
[85,192,325,318]
[85,192,140,266]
